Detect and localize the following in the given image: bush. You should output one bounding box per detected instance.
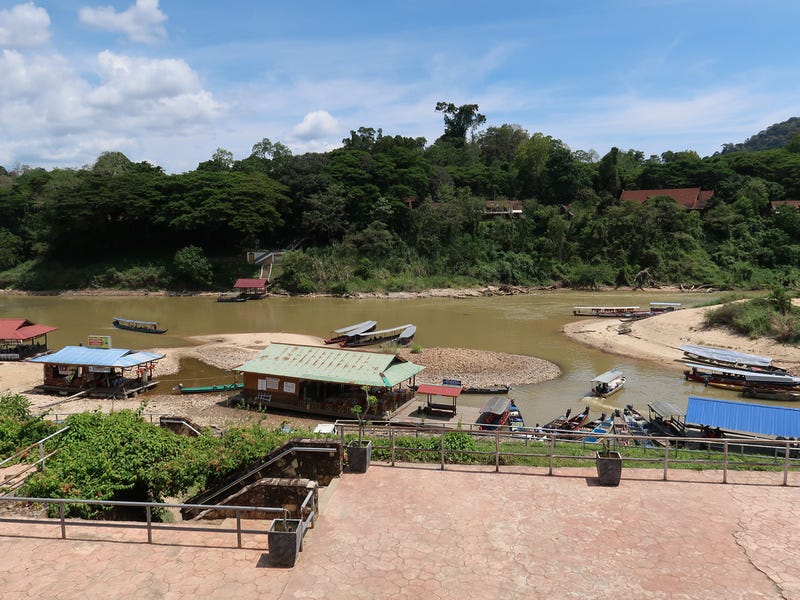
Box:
[173,246,213,287]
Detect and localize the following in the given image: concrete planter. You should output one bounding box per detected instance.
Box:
[268,518,304,567]
[346,439,372,473]
[595,451,622,486]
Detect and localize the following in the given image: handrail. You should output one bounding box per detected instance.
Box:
[188,446,337,509]
[0,495,291,549]
[0,426,69,468]
[335,422,800,486]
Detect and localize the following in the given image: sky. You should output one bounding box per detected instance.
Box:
[1,0,799,174]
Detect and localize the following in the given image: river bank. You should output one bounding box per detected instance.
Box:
[563,303,800,374]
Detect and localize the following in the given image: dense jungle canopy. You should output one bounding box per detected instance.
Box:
[2,106,800,293]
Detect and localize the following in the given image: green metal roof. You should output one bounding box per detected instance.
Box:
[234,343,425,387]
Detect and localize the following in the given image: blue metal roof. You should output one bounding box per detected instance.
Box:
[686,396,800,438]
[29,346,164,368]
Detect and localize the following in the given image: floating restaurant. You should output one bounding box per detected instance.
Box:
[0,318,57,360]
[233,343,425,418]
[29,345,165,398]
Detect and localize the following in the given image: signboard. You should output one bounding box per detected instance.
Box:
[87,335,112,349]
[442,378,462,387]
[246,251,268,265]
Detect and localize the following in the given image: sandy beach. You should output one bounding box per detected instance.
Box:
[563,302,800,374]
[1,331,562,430]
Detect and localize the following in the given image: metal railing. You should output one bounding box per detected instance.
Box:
[335,421,800,486]
[0,426,70,494]
[0,489,317,550]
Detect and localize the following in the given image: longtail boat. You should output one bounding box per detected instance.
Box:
[112,317,168,334]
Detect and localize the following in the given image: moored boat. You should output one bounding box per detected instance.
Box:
[590,369,626,397]
[343,323,416,347]
[112,317,168,334]
[573,306,639,317]
[461,384,510,394]
[623,405,658,447]
[582,413,615,443]
[324,320,378,345]
[476,397,514,431]
[217,292,247,303]
[178,382,244,394]
[508,401,525,432]
[679,344,788,374]
[742,386,800,401]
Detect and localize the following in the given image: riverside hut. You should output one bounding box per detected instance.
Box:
[29,345,164,398]
[234,343,425,418]
[0,318,57,360]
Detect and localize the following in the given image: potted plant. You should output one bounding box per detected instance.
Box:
[595,439,622,486]
[268,515,305,567]
[346,387,377,473]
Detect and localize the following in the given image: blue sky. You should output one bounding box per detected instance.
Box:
[1,0,798,174]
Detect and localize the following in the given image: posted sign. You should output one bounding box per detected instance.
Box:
[87,335,112,349]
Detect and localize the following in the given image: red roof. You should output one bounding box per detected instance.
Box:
[620,188,713,210]
[0,318,58,341]
[234,278,268,289]
[416,384,462,398]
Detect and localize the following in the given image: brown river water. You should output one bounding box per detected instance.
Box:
[1,290,746,426]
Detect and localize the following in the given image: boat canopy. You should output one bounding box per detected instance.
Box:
[650,302,681,308]
[679,345,774,368]
[686,396,800,438]
[591,369,623,384]
[479,396,512,416]
[648,400,683,419]
[331,320,377,336]
[113,317,160,326]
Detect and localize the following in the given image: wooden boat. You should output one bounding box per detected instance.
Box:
[572,306,639,317]
[590,369,626,397]
[178,382,244,394]
[649,302,681,312]
[476,397,513,431]
[684,363,800,392]
[623,405,658,447]
[542,405,590,433]
[461,384,510,395]
[507,401,525,433]
[612,412,636,446]
[343,324,416,347]
[742,386,800,401]
[679,344,788,374]
[324,320,378,345]
[217,292,247,303]
[582,413,615,443]
[647,401,686,438]
[112,317,168,334]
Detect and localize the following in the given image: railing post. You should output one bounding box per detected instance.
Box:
[662,439,670,481]
[722,441,729,484]
[59,502,66,539]
[495,431,500,473]
[440,430,445,471]
[390,428,396,467]
[548,433,555,476]
[236,511,242,548]
[146,505,152,543]
[38,441,45,464]
[783,441,791,486]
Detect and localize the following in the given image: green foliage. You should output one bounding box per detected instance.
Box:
[0,393,56,456]
[173,245,213,287]
[703,295,800,341]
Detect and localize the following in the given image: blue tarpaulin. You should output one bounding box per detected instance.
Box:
[686,396,800,438]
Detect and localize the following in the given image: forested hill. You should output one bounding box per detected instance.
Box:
[1,104,800,293]
[720,116,800,153]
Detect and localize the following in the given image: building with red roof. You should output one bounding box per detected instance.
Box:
[619,187,713,211]
[0,318,58,360]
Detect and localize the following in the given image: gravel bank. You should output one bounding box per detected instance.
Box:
[396,346,561,388]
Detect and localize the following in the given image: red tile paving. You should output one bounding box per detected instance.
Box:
[1,465,798,599]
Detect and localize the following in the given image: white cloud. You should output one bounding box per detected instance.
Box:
[0,2,51,49]
[0,47,225,171]
[79,0,167,44]
[292,110,340,141]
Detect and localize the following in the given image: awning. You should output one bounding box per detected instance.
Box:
[416,384,462,398]
[686,396,800,438]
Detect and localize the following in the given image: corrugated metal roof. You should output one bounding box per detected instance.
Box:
[29,346,164,367]
[0,318,58,340]
[686,396,800,438]
[591,369,623,384]
[680,345,774,368]
[416,384,462,398]
[479,396,511,416]
[648,400,683,418]
[234,343,424,387]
